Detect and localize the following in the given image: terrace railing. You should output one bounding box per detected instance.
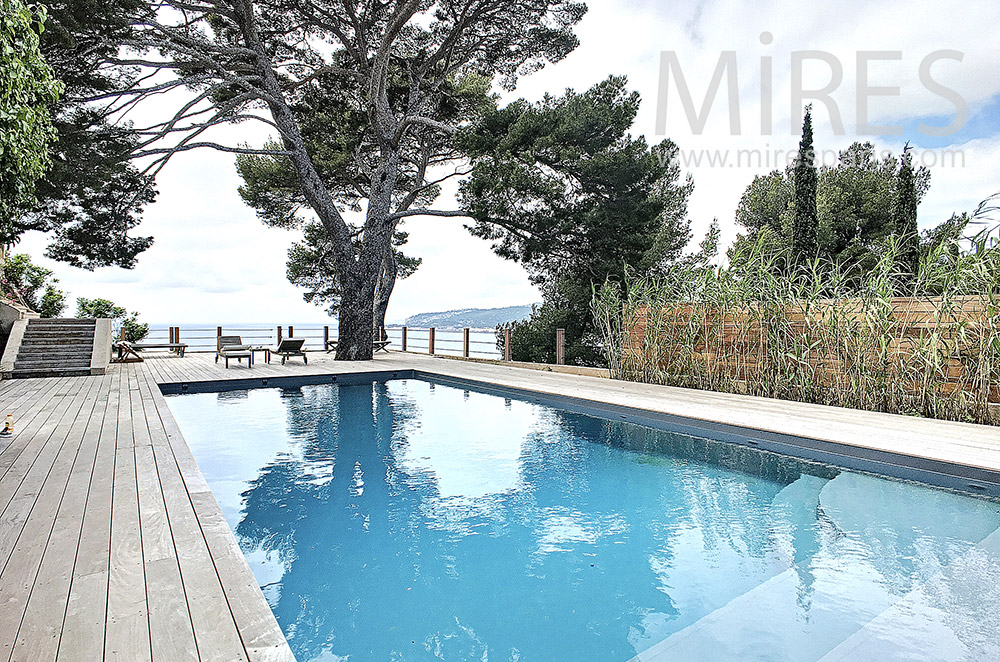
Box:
[146,325,569,364]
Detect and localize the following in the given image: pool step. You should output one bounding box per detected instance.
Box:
[626,565,897,662]
[817,526,1000,662]
[628,473,833,662]
[769,473,829,566]
[629,473,1000,662]
[817,472,1000,549]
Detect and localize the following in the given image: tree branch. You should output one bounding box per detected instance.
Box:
[388,209,469,221]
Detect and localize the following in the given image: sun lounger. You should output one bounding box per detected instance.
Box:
[274,338,307,364]
[124,342,188,357]
[216,335,251,366]
[113,342,144,362]
[113,341,188,362]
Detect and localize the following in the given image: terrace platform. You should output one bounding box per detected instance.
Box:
[1,350,998,661]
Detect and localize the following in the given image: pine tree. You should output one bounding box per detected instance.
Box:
[792,105,819,263]
[895,144,920,282]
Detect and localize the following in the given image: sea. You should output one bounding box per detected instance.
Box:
[146,323,501,358]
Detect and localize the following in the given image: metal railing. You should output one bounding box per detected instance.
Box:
[388,327,501,359]
[147,324,567,364]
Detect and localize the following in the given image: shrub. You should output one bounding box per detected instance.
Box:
[76,297,126,320]
[76,297,149,343]
[0,253,66,316]
[119,314,149,343]
[497,302,602,366]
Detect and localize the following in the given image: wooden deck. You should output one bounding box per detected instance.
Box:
[0,356,308,662]
[1,350,999,662]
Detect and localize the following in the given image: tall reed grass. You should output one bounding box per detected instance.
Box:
[592,232,1000,425]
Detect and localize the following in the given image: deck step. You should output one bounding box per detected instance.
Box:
[16,345,93,354]
[26,318,96,325]
[22,324,95,329]
[14,358,92,366]
[16,352,93,360]
[17,346,93,355]
[21,336,93,350]
[9,367,95,378]
[8,318,100,379]
[21,329,95,336]
[21,324,94,330]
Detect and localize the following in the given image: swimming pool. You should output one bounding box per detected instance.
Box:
[164,377,1000,661]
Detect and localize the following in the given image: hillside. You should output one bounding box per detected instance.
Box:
[403,305,535,330]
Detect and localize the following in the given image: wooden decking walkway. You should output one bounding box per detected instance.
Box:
[1,350,999,662]
[0,357,309,662]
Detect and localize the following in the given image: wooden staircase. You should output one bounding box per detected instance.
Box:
[11,319,99,378]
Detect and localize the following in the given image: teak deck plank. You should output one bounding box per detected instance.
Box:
[58,369,120,661]
[105,366,151,662]
[0,375,102,661]
[133,366,248,662]
[10,373,107,662]
[130,365,199,662]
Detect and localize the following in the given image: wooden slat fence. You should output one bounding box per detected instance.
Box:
[624,296,999,415]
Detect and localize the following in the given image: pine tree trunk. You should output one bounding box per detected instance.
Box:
[373,251,398,341]
[336,276,376,361]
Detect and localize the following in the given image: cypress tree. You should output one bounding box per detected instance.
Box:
[895,144,920,282]
[792,105,819,263]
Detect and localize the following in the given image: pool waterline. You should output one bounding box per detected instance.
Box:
[164,376,1000,661]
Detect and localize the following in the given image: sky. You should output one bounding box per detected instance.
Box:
[19,0,1000,326]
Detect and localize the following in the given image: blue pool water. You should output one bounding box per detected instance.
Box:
[164,379,1000,662]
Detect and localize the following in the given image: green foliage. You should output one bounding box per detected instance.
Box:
[921,213,969,264]
[236,67,495,231]
[76,297,125,320]
[118,313,148,343]
[38,283,64,318]
[27,107,156,269]
[895,146,920,281]
[0,0,62,230]
[461,76,697,365]
[76,296,147,342]
[18,0,156,269]
[593,215,1000,425]
[42,0,586,359]
[0,253,65,316]
[735,170,793,240]
[734,141,932,277]
[234,66,489,321]
[498,288,601,365]
[791,106,818,262]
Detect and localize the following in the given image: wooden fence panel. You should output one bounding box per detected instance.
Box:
[624,296,998,404]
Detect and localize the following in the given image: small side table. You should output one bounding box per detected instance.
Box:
[249,346,271,364]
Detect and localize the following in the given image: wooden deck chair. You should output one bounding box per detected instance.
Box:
[274,338,307,364]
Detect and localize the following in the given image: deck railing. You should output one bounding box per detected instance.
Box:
[146,325,568,364]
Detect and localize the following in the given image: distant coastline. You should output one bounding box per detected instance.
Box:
[403,304,536,330]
